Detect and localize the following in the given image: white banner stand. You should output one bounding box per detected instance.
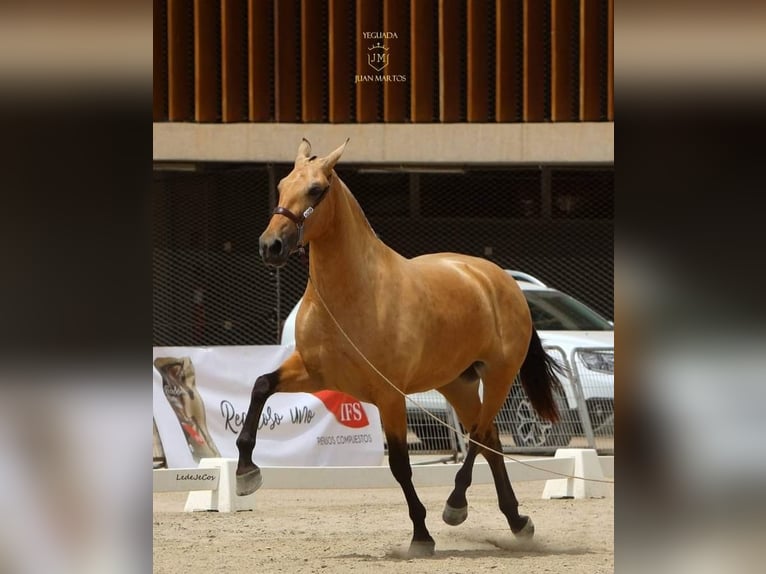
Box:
[542,449,609,499]
[184,458,257,512]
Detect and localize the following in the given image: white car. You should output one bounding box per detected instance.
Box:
[280,271,614,449]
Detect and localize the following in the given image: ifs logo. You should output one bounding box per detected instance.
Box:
[367,42,389,72]
[314,390,370,429]
[339,402,365,423]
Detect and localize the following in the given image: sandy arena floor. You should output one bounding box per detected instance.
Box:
[154,478,613,573]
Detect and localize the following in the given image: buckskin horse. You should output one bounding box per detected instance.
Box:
[236,139,563,556]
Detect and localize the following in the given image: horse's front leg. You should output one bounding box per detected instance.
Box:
[380,397,435,557]
[235,351,320,495]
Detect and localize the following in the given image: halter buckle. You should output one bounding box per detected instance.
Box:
[297,222,305,247]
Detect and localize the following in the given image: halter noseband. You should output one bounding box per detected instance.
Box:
[271,173,333,248]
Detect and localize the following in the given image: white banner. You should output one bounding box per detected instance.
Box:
[153,346,384,468]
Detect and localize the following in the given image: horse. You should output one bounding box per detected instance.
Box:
[236,139,563,556]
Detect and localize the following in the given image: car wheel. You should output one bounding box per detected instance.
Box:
[508,390,573,448]
[586,398,614,436]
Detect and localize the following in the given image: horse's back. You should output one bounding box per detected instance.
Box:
[408,252,521,302]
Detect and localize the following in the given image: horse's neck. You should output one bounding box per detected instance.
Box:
[308,180,393,294]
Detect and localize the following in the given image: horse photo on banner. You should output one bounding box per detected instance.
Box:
[152,346,384,469]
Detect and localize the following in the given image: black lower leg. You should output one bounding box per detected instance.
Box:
[482,428,531,534]
[388,437,434,555]
[446,440,479,512]
[235,371,279,486]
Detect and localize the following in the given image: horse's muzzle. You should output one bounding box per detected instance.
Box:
[259,234,291,267]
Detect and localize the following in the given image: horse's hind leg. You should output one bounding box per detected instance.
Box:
[235,351,322,495]
[477,370,535,538]
[476,423,534,537]
[444,434,479,525]
[379,397,435,557]
[436,379,482,526]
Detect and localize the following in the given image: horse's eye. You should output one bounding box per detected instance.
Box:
[308,186,323,197]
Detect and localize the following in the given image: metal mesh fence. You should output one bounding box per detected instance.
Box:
[495,345,614,455]
[153,166,281,345]
[569,347,614,451]
[497,346,579,452]
[404,391,462,455]
[153,163,613,453]
[405,343,615,457]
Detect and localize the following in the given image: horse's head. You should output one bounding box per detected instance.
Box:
[259,138,348,267]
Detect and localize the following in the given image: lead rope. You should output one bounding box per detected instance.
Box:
[307,273,614,485]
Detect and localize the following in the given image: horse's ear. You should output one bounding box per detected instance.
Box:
[295,138,312,166]
[321,138,349,174]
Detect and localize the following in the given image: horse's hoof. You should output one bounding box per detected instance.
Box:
[442,503,468,526]
[513,516,535,539]
[236,467,263,496]
[408,539,435,558]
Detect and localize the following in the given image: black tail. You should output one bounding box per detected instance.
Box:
[519,329,567,422]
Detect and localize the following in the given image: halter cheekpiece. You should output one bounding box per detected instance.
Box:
[270,173,333,250]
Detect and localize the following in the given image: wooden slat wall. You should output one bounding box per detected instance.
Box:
[551,0,575,122]
[495,0,521,122]
[221,0,247,122]
[466,0,488,122]
[438,0,462,122]
[301,0,324,122]
[154,0,167,120]
[383,0,408,122]
[355,0,381,122]
[523,0,545,122]
[328,0,352,122]
[579,0,600,121]
[154,0,613,124]
[607,0,613,121]
[248,0,273,121]
[411,0,434,122]
[275,0,299,121]
[166,0,193,121]
[194,0,217,122]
